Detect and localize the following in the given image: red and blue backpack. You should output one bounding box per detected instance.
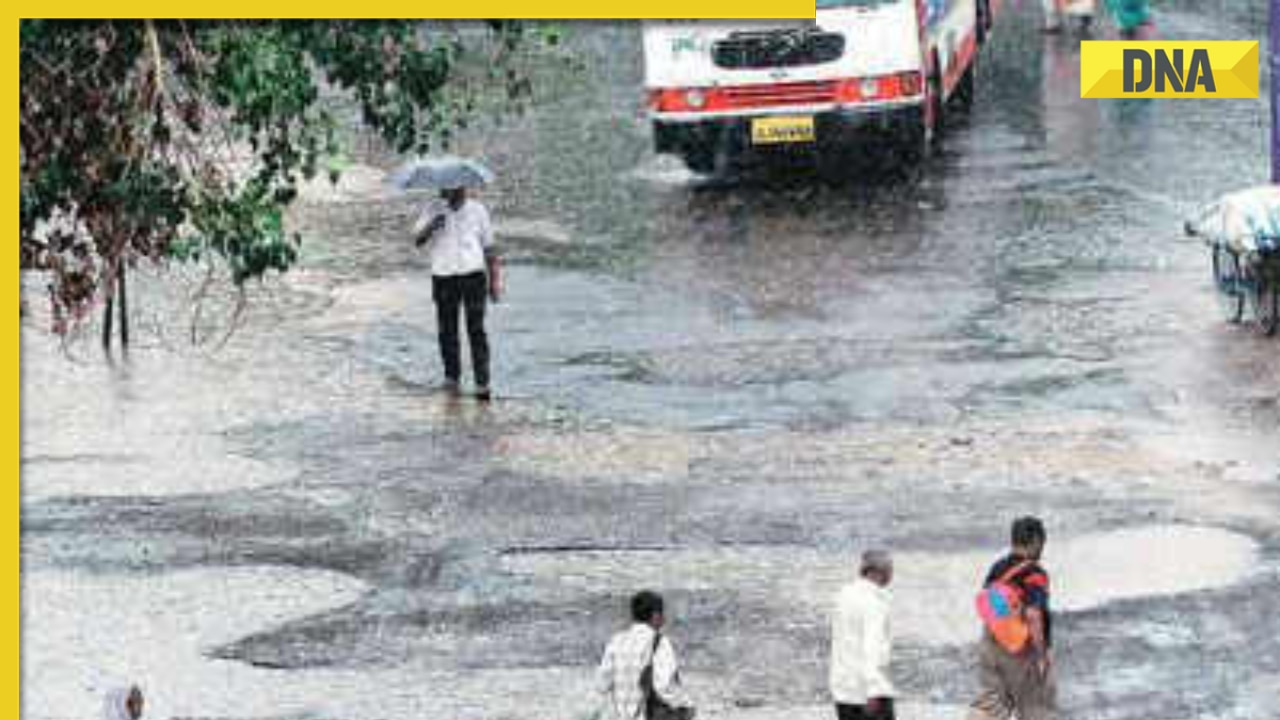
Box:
[975,560,1034,653]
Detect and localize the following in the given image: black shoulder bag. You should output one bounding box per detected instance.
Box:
[639,633,694,720]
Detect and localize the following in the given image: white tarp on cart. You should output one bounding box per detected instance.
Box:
[1188,184,1280,254]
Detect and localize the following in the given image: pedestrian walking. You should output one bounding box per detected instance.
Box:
[596,591,696,720]
[414,184,501,401]
[1105,0,1152,38]
[1041,0,1064,32]
[829,549,895,720]
[969,516,1056,720]
[102,685,145,720]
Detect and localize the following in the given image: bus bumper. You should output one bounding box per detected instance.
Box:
[653,103,925,158]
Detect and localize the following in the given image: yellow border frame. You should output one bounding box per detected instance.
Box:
[9,16,19,720]
[22,3,813,19]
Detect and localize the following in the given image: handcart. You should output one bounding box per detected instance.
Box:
[1186,185,1280,336]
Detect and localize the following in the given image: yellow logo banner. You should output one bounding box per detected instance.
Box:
[1080,41,1258,99]
[17,1,815,18]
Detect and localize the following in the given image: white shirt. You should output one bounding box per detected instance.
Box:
[597,623,691,720]
[416,198,493,277]
[829,577,894,704]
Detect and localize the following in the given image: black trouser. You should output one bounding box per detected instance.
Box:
[835,699,895,720]
[432,271,489,387]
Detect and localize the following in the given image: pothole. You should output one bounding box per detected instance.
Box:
[502,524,1260,647]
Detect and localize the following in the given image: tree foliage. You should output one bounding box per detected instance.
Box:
[20,20,555,334]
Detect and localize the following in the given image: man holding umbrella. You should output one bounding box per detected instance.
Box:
[404,157,502,401]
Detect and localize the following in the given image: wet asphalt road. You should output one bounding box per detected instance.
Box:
[20,4,1280,720]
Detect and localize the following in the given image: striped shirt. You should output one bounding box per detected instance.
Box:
[597,623,690,720]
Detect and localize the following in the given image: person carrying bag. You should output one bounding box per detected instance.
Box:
[597,591,696,720]
[639,631,695,720]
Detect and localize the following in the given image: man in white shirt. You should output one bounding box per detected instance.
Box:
[829,549,895,720]
[415,186,497,400]
[597,591,695,720]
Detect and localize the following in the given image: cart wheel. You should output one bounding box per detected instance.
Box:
[1212,244,1244,323]
[1252,275,1279,336]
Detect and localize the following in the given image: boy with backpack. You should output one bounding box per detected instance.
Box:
[968,517,1056,720]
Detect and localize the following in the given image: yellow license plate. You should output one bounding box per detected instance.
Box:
[751,115,816,145]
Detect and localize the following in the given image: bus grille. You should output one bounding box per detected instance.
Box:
[712,31,845,70]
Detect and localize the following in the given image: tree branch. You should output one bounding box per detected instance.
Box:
[145,20,167,112]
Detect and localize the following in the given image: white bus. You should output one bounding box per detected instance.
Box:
[642,0,997,172]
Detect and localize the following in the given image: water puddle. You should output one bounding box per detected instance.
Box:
[20,331,299,501]
[503,524,1259,647]
[324,275,430,321]
[22,449,292,501]
[21,523,1261,719]
[22,565,605,720]
[23,566,369,720]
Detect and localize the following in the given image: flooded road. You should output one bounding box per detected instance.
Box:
[21,4,1280,720]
